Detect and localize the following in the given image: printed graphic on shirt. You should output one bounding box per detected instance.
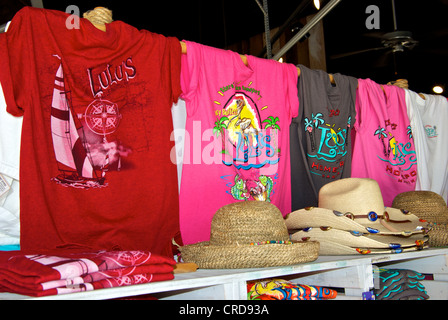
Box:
[424,125,438,138]
[304,113,351,179]
[50,57,135,189]
[374,121,417,184]
[227,173,274,201]
[212,84,279,202]
[83,99,122,137]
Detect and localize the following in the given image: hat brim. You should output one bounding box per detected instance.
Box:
[285,207,426,235]
[291,228,428,249]
[427,224,448,247]
[179,241,320,269]
[303,239,428,256]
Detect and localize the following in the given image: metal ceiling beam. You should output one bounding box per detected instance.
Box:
[262,0,272,58]
[257,0,313,58]
[272,0,343,61]
[254,0,273,58]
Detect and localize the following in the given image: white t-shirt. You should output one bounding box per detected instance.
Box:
[405,90,430,191]
[0,81,22,246]
[0,82,21,181]
[0,22,21,246]
[406,90,448,202]
[171,98,186,192]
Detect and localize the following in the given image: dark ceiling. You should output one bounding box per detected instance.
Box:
[1,0,447,96]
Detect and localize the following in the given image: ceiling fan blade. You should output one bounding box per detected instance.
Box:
[372,50,393,68]
[330,46,387,59]
[417,47,448,56]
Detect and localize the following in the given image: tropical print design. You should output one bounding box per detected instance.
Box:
[304,111,352,179]
[374,119,417,183]
[214,91,280,202]
[247,279,337,300]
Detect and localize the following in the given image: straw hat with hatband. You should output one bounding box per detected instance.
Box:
[286,178,428,236]
[179,201,319,269]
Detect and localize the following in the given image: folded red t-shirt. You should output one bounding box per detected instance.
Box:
[0,250,176,297]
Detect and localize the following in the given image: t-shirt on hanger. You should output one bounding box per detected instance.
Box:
[351,79,417,206]
[4,7,182,255]
[178,40,299,245]
[290,65,357,210]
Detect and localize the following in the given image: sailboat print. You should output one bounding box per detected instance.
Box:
[50,60,106,189]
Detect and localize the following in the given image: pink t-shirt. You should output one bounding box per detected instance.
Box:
[351,79,417,206]
[179,41,298,245]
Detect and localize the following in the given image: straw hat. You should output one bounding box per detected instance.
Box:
[424,224,448,247]
[291,227,428,255]
[392,191,448,247]
[392,191,448,224]
[286,178,428,235]
[179,201,319,269]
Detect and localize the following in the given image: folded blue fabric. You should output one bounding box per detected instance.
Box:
[375,269,429,300]
[0,245,20,251]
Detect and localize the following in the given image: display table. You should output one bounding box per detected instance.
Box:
[0,248,447,300]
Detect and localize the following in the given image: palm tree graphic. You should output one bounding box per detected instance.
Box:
[374,126,388,157]
[407,125,413,139]
[262,116,280,130]
[262,116,281,154]
[345,116,352,146]
[311,113,324,127]
[213,116,229,153]
[304,117,316,151]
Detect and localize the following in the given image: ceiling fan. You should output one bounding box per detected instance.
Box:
[330,0,418,60]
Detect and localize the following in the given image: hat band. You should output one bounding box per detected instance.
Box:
[341,210,413,223]
[249,240,293,246]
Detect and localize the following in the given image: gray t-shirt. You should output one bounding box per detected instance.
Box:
[290,65,357,210]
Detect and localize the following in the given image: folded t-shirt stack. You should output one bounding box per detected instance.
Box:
[374,268,429,300]
[0,250,176,297]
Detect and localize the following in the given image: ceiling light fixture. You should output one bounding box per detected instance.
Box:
[314,0,320,10]
[433,85,444,94]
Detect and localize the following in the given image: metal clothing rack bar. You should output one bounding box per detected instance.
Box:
[272,0,343,61]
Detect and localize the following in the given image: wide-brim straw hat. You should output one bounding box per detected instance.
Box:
[425,224,448,247]
[286,178,428,235]
[290,227,427,255]
[392,191,448,224]
[392,191,448,247]
[179,201,319,269]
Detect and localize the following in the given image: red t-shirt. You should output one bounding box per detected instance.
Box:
[4,7,181,256]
